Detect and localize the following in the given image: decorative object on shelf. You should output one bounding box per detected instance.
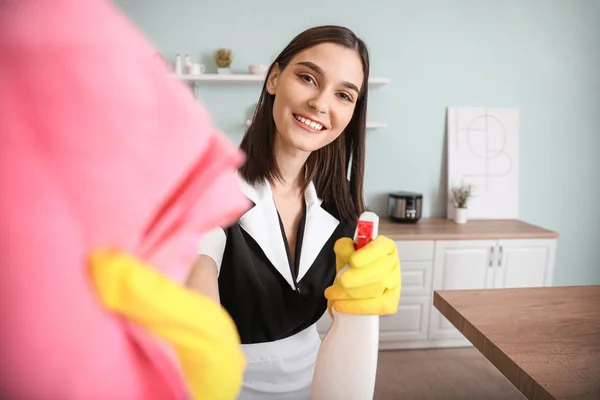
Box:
[190,63,205,75]
[446,106,520,220]
[215,48,233,74]
[449,183,473,224]
[174,53,182,75]
[184,54,192,74]
[249,64,267,75]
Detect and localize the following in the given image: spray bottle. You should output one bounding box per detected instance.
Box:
[310,211,380,400]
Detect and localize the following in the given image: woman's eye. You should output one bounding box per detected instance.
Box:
[300,74,315,84]
[338,92,353,102]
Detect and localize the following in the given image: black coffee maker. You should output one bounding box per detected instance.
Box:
[387,191,423,223]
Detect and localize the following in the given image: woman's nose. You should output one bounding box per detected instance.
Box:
[307,93,328,114]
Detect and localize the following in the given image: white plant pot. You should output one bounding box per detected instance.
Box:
[217,67,231,74]
[454,207,468,224]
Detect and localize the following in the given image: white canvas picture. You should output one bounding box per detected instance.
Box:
[447,107,520,219]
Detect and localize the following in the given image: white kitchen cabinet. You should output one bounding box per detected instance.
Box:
[379,296,431,349]
[379,240,434,349]
[427,238,557,346]
[315,227,557,351]
[494,239,556,288]
[427,240,496,345]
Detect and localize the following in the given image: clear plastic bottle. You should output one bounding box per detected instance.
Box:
[311,211,380,400]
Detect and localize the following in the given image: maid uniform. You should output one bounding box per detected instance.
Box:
[200,177,355,399]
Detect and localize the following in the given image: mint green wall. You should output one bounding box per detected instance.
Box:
[115,0,600,286]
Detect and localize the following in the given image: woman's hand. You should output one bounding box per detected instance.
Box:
[324,236,401,316]
[89,249,246,400]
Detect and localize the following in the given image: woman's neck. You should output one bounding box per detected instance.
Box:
[272,137,309,194]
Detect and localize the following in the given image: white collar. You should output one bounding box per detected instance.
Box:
[237,176,339,289]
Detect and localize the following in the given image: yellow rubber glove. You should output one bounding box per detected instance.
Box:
[88,249,246,400]
[324,235,401,316]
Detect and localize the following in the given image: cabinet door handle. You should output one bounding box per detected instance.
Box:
[498,245,503,267]
[489,246,494,267]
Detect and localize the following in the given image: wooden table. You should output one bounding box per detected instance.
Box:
[433,286,600,400]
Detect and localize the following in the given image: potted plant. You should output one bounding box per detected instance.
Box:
[449,183,473,224]
[215,48,233,74]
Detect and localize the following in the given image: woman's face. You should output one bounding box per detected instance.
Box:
[266,42,364,154]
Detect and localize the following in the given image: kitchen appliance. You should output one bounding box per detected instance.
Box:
[388,191,423,223]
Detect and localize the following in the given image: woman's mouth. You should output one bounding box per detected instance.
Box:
[293,114,325,132]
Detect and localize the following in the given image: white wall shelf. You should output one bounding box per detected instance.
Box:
[362,122,388,129]
[244,119,388,129]
[174,73,390,85]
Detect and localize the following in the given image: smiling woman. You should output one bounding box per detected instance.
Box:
[185,25,401,400]
[241,27,370,224]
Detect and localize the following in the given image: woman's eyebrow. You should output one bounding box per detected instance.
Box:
[296,61,324,75]
[295,61,360,94]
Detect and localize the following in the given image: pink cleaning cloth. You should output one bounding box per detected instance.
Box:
[0,0,250,399]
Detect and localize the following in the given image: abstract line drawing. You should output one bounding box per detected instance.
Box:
[447,107,520,219]
[459,110,512,192]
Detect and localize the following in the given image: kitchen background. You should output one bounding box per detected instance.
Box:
[114,0,600,286]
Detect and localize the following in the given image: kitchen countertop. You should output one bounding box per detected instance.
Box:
[433,286,600,400]
[378,218,558,240]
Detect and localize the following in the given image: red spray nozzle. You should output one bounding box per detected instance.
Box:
[354,220,374,250]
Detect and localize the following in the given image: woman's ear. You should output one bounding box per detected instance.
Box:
[266,63,280,95]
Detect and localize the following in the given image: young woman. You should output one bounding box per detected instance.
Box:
[186,25,401,399]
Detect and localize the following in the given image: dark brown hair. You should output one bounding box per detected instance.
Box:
[239,25,369,223]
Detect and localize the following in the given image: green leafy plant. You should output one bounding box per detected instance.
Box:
[450,183,473,209]
[215,48,233,68]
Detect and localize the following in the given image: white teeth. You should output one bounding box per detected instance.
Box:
[295,114,323,130]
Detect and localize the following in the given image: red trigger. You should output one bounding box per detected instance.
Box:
[354,221,374,250]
